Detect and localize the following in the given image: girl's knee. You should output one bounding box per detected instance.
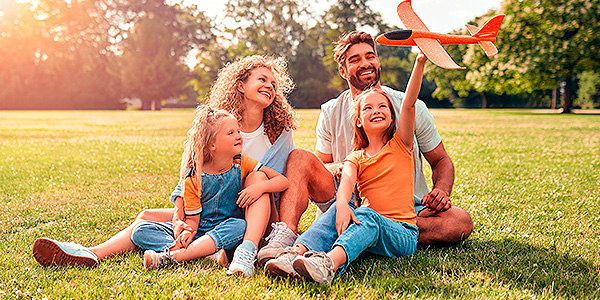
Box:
[135,209,155,222]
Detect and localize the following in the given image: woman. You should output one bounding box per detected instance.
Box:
[32,55,298,267]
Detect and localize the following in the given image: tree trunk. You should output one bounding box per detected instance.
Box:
[561,77,573,114]
[480,92,488,109]
[552,88,557,109]
[141,98,152,110]
[154,100,162,111]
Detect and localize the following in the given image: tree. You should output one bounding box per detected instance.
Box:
[0,0,125,109]
[462,0,600,112]
[115,1,214,110]
[576,71,600,109]
[223,0,312,57]
[119,15,187,110]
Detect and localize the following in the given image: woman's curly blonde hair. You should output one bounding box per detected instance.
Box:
[207,55,298,143]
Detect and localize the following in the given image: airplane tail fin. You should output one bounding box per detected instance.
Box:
[466,15,505,57]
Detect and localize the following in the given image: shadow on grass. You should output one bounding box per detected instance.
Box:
[340,238,599,298]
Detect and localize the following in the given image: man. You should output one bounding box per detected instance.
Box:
[257,31,473,266]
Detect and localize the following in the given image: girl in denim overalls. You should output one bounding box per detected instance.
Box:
[131,106,288,276]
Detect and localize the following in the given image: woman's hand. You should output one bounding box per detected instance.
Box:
[335,202,361,236]
[237,185,264,208]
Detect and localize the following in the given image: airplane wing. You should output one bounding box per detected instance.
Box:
[397,0,429,31]
[414,38,465,69]
[398,0,464,69]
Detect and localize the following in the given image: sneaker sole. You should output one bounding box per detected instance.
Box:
[32,238,97,268]
[264,260,298,278]
[226,269,252,277]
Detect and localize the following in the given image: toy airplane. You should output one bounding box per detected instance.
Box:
[376,0,505,69]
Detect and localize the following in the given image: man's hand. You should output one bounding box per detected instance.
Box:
[335,202,361,236]
[421,187,451,213]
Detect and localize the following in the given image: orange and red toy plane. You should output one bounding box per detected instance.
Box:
[376,0,505,69]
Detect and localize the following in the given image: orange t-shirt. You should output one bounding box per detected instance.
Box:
[345,131,416,227]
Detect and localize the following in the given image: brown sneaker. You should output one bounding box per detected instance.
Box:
[264,247,301,278]
[32,238,98,268]
[257,222,298,265]
[143,250,176,270]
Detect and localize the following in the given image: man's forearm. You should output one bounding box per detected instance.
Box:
[431,156,455,196]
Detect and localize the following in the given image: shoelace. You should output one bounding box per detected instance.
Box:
[156,250,175,267]
[305,251,333,269]
[235,247,256,265]
[265,222,288,242]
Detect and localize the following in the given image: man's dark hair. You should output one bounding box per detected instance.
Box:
[333,31,376,67]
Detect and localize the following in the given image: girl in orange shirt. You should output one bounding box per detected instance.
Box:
[265,54,427,284]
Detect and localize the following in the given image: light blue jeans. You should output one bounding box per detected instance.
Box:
[130,218,246,252]
[295,205,418,275]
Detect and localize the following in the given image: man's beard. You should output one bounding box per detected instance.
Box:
[348,65,381,91]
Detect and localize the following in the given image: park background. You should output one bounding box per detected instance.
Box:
[2,0,600,112]
[1,0,599,299]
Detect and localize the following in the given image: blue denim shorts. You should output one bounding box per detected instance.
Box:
[131,218,246,252]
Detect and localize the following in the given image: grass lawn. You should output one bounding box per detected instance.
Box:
[0,109,598,299]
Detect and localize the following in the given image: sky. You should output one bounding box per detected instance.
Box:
[198,0,503,34]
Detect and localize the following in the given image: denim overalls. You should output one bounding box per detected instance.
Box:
[131,162,247,252]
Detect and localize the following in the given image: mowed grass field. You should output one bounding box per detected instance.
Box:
[0,109,599,299]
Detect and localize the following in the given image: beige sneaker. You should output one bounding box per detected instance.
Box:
[292,251,335,284]
[264,247,301,278]
[257,222,298,265]
[205,249,229,267]
[32,238,98,268]
[143,250,176,270]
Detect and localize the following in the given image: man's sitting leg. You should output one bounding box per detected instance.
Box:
[257,149,336,265]
[416,206,473,245]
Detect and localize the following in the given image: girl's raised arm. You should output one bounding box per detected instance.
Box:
[398,53,428,150]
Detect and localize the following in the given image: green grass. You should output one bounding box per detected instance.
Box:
[1,109,599,299]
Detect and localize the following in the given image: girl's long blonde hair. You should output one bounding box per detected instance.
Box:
[208,55,298,143]
[352,88,397,150]
[180,106,235,185]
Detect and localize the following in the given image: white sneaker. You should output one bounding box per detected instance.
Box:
[227,246,256,277]
[257,222,298,265]
[32,238,98,267]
